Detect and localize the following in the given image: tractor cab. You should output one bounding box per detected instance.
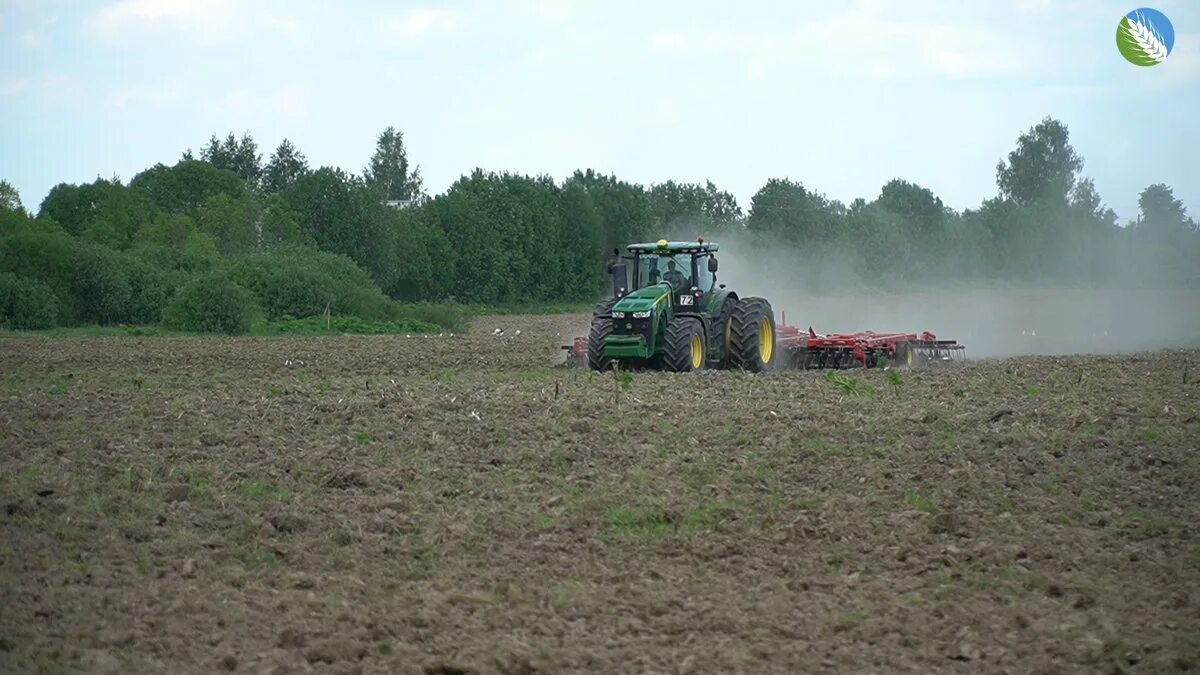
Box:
[608,238,720,308]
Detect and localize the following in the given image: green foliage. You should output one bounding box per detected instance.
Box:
[282,167,402,289]
[996,117,1081,207]
[129,159,247,214]
[262,139,309,195]
[650,179,742,235]
[904,491,937,513]
[0,180,22,212]
[0,273,60,329]
[615,369,633,390]
[364,126,424,202]
[605,501,733,540]
[39,178,151,248]
[200,132,262,186]
[162,273,259,334]
[237,481,291,501]
[822,369,876,397]
[70,244,132,324]
[7,116,1199,333]
[747,177,842,244]
[885,369,903,394]
[197,192,259,255]
[225,248,396,321]
[124,251,192,324]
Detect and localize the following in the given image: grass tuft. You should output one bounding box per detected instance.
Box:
[905,491,937,513]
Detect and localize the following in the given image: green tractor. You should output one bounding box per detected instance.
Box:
[587,238,776,372]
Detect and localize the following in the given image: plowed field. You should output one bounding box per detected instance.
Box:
[2,315,1198,673]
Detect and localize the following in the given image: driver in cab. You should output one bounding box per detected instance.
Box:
[663,260,689,290]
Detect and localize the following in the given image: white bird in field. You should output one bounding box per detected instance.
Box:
[514,330,521,337]
[493,328,504,336]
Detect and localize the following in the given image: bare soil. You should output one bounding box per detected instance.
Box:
[2,315,1198,673]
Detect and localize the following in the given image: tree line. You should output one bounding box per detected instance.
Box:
[1,118,1196,332]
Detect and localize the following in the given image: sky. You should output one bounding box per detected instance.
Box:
[1,0,1197,221]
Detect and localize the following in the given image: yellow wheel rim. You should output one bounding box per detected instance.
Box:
[758,317,773,363]
[690,334,703,369]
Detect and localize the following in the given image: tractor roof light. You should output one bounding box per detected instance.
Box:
[657,239,668,248]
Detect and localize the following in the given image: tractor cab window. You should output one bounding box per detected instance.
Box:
[695,255,715,291]
[639,254,692,290]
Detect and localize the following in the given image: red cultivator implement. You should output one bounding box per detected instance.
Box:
[775,313,965,369]
[563,311,965,370]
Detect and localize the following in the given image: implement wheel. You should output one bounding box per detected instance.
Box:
[894,342,926,368]
[659,317,705,372]
[586,298,616,371]
[729,297,776,372]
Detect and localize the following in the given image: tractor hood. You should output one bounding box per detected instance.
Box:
[612,284,669,313]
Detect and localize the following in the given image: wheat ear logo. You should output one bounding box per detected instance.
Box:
[1117,8,1174,66]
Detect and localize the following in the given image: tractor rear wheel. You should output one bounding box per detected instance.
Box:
[586,298,616,371]
[659,317,705,372]
[729,297,776,372]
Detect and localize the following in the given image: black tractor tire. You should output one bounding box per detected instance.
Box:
[729,297,777,372]
[713,297,739,368]
[658,316,705,372]
[586,298,617,371]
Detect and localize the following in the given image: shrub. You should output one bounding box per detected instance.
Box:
[70,245,132,324]
[225,248,399,321]
[0,273,60,329]
[125,257,191,325]
[162,273,259,334]
[0,223,77,300]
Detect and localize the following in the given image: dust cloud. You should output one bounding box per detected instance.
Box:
[708,233,1200,359]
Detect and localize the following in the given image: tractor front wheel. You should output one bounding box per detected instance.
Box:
[659,317,706,372]
[586,298,616,371]
[729,297,776,372]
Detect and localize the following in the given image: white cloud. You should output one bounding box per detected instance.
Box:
[520,0,572,22]
[89,0,231,41]
[649,27,732,54]
[207,85,309,124]
[86,0,304,45]
[1160,32,1200,81]
[382,9,459,38]
[0,77,31,97]
[105,82,183,108]
[40,73,83,102]
[1013,0,1053,13]
[648,3,1034,80]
